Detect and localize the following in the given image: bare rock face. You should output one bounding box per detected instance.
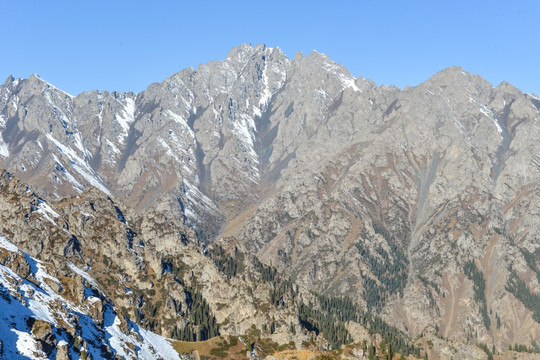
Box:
[1,44,540,353]
[0,248,30,278]
[29,319,56,355]
[55,342,71,360]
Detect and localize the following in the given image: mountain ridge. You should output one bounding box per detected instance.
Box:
[1,44,540,357]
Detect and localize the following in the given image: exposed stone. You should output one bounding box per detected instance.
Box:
[56,341,70,360]
[30,319,56,355]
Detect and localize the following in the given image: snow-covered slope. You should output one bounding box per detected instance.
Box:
[0,236,181,360]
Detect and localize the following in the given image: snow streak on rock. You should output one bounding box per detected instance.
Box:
[0,236,180,360]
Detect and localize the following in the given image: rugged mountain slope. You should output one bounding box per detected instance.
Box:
[0,44,364,238]
[229,68,540,349]
[1,44,540,354]
[0,170,425,359]
[0,170,306,348]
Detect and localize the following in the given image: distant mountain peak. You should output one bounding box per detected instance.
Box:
[1,45,540,353]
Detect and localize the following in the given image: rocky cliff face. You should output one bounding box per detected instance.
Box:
[1,44,540,354]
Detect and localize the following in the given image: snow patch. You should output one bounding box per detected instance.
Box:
[252,105,262,117]
[232,114,260,169]
[212,106,221,119]
[166,110,188,128]
[0,236,19,253]
[68,263,98,288]
[166,110,195,139]
[158,137,180,163]
[136,324,181,360]
[0,136,9,158]
[315,88,328,98]
[72,162,109,194]
[115,98,136,142]
[52,154,84,193]
[81,211,95,218]
[36,199,59,225]
[259,59,271,108]
[453,118,466,135]
[106,138,121,155]
[184,180,220,212]
[322,62,360,92]
[48,134,110,194]
[14,329,45,358]
[104,309,181,360]
[73,132,87,156]
[480,106,502,135]
[338,73,360,92]
[36,210,56,225]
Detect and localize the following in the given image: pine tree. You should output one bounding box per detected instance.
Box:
[388,343,394,360]
[270,317,276,334]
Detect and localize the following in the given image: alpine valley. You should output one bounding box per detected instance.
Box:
[1,44,540,359]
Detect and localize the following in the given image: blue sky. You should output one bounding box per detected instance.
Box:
[1,1,538,95]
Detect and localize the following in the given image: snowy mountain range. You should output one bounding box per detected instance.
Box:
[2,44,540,358]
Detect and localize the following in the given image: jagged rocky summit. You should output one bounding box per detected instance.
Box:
[1,43,540,359]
